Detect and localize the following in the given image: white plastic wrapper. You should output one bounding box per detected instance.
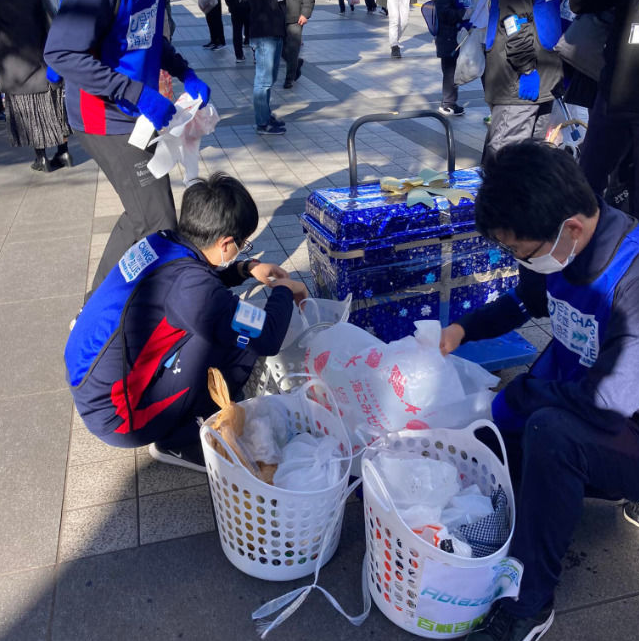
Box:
[136,92,220,185]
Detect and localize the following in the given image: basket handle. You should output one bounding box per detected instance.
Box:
[361,458,396,515]
[201,423,243,469]
[463,418,511,480]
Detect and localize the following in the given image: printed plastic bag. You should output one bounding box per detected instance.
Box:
[305,321,467,444]
[146,93,220,184]
[454,27,486,86]
[272,432,342,491]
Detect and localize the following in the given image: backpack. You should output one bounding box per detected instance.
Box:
[421,1,439,37]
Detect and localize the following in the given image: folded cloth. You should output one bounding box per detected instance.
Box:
[454,487,510,557]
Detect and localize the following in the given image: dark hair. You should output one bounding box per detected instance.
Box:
[475,141,598,242]
[178,172,259,248]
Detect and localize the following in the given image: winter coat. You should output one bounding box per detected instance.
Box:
[285,0,314,24]
[571,0,639,115]
[248,0,286,38]
[0,0,51,94]
[435,0,465,58]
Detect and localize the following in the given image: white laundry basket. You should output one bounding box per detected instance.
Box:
[361,420,521,639]
[200,381,353,581]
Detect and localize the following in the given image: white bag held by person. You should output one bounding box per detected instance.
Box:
[454,27,486,86]
[305,321,468,446]
[130,92,220,185]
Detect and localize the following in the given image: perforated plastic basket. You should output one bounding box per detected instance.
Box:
[200,381,353,581]
[361,421,516,639]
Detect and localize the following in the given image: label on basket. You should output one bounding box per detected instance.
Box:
[414,556,523,635]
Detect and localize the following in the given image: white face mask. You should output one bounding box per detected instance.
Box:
[516,219,578,275]
[215,241,240,271]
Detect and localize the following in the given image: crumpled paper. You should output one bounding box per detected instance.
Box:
[146,92,220,185]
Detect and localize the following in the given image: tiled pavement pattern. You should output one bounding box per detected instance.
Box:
[1,2,637,640]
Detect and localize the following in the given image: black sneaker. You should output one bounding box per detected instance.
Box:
[283,79,294,89]
[256,123,286,135]
[439,103,465,116]
[269,115,285,127]
[391,45,401,58]
[465,602,554,641]
[202,41,214,48]
[623,501,639,527]
[149,443,206,473]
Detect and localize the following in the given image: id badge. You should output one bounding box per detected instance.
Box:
[232,300,266,348]
[504,15,520,36]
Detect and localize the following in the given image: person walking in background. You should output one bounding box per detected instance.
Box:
[45,0,211,293]
[482,0,563,162]
[0,0,72,172]
[203,0,227,49]
[226,0,251,62]
[248,0,287,134]
[435,0,466,116]
[388,0,411,57]
[282,0,315,89]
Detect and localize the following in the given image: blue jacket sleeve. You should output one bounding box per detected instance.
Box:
[44,0,145,105]
[165,269,294,358]
[456,266,548,341]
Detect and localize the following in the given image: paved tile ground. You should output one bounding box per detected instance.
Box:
[0,2,637,640]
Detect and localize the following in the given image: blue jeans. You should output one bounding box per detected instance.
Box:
[252,36,283,127]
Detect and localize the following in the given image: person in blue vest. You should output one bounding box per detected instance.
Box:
[44,0,211,295]
[440,142,639,641]
[482,0,563,162]
[64,172,308,472]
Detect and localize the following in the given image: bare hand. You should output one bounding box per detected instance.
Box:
[298,15,308,26]
[440,323,465,356]
[249,262,289,283]
[269,278,309,306]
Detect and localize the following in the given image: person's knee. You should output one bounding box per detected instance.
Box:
[523,407,584,468]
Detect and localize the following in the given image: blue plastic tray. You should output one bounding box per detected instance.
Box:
[452,331,538,371]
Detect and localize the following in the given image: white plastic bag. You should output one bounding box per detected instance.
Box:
[454,27,486,86]
[440,484,494,530]
[273,433,342,491]
[239,398,292,465]
[375,452,460,509]
[305,321,466,443]
[145,93,220,184]
[299,294,352,327]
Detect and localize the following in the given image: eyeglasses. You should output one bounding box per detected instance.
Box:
[236,239,253,255]
[494,238,547,264]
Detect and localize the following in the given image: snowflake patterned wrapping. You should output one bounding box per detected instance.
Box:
[302,167,520,342]
[449,276,519,323]
[450,235,516,279]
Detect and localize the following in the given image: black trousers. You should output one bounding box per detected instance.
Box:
[205,2,226,45]
[282,23,303,83]
[339,0,377,10]
[230,4,250,59]
[76,131,177,291]
[489,399,639,619]
[579,92,639,219]
[440,54,458,107]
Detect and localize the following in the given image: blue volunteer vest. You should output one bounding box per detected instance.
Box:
[65,232,197,388]
[101,0,166,97]
[531,221,639,382]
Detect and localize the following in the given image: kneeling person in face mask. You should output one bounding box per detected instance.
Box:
[440,141,639,641]
[65,172,308,473]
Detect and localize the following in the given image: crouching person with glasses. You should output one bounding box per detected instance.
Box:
[65,172,308,473]
[440,141,639,641]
